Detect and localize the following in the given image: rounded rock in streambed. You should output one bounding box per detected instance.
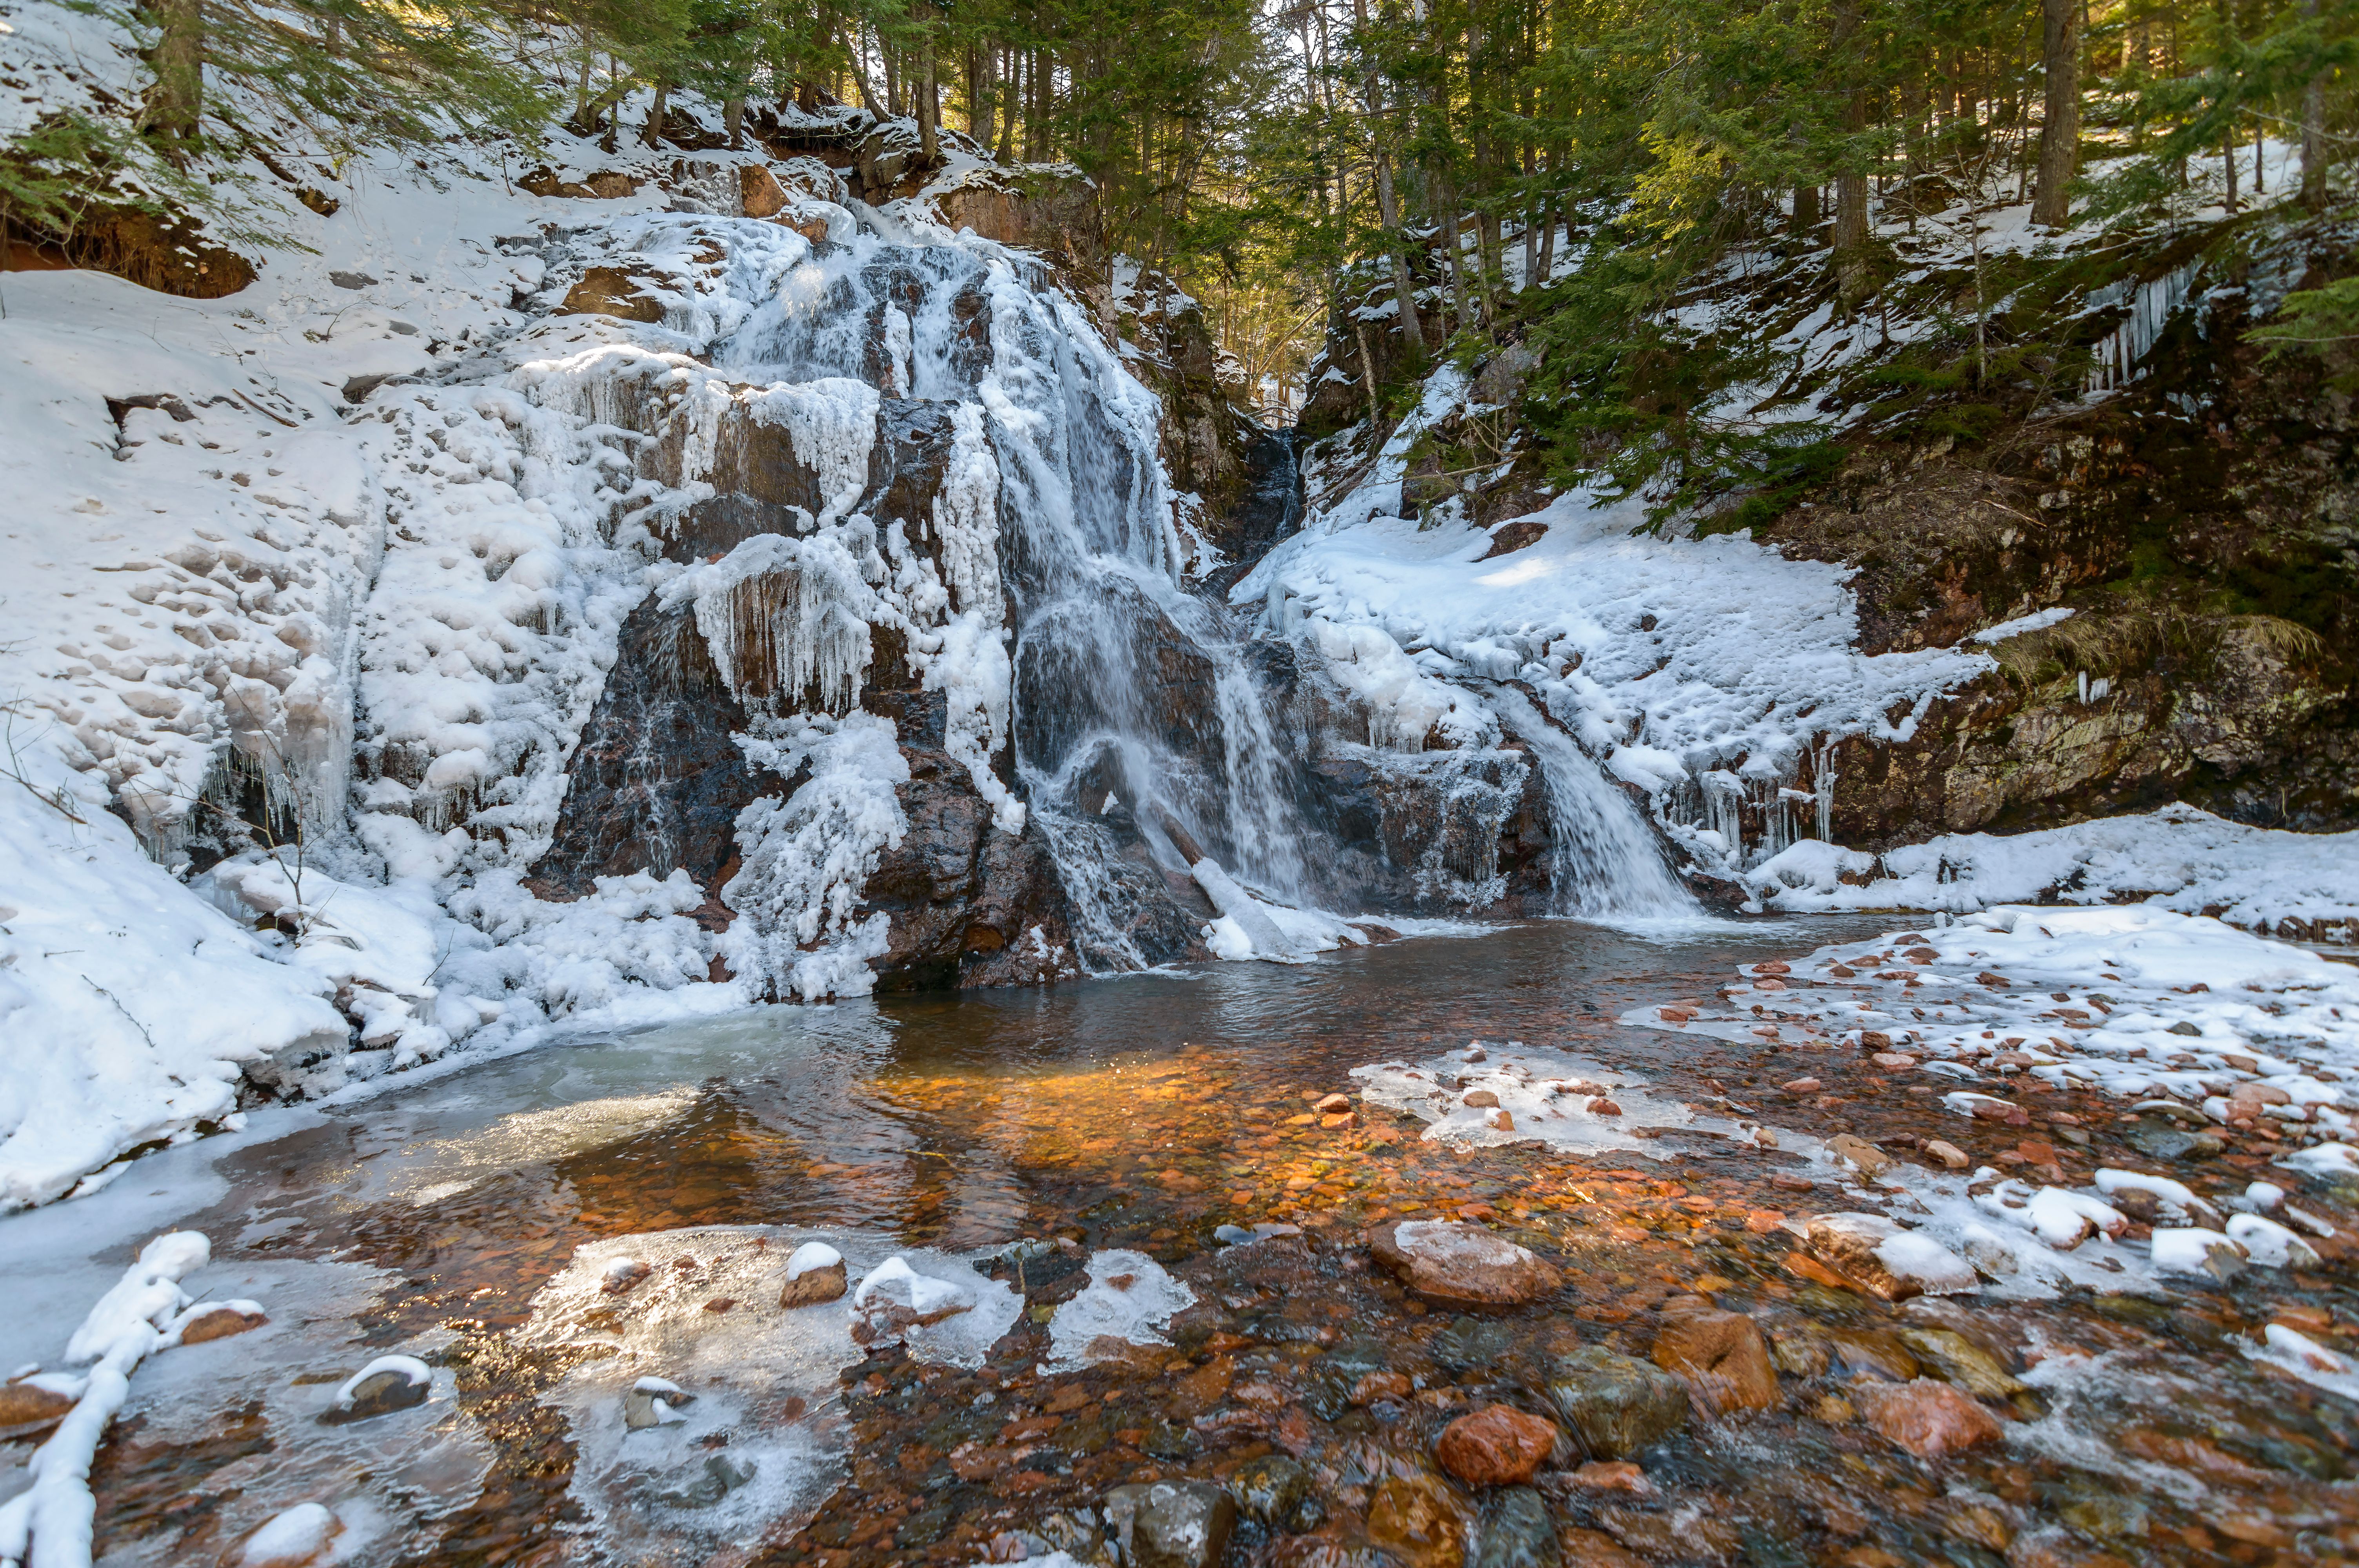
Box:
[321,1355,431,1423]
[1102,1479,1237,1568]
[1227,1453,1323,1533]
[624,1376,696,1430]
[776,1241,847,1308]
[1471,1487,1558,1568]
[654,1451,757,1509]
[1542,1346,1687,1459]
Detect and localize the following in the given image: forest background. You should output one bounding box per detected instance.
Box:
[5,0,2359,512]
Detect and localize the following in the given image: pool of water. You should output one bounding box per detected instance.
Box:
[5,918,2353,1567]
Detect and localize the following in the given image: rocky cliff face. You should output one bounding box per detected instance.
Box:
[1769,220,2357,846]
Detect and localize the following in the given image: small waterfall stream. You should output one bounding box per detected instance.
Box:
[1489,685,1696,919]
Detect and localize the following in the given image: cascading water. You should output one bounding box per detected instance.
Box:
[712,217,1323,970]
[1488,685,1696,920]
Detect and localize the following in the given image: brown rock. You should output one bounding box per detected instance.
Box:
[1566,1460,1652,1494]
[1650,1298,1778,1413]
[178,1305,268,1344]
[1852,1378,2002,1457]
[740,163,789,218]
[1366,1221,1562,1306]
[559,266,669,322]
[1744,1209,1786,1233]
[1824,1133,1894,1178]
[1557,1528,1646,1568]
[1351,1370,1414,1405]
[1434,1404,1558,1486]
[1859,1031,1894,1051]
[1782,1077,1823,1094]
[778,1258,848,1308]
[1322,1111,1359,1130]
[1315,1093,1353,1114]
[1462,1090,1500,1108]
[0,1380,76,1435]
[1366,1471,1468,1568]
[1924,1139,1970,1170]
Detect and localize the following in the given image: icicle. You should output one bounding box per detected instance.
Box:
[748,377,882,521]
[672,534,877,715]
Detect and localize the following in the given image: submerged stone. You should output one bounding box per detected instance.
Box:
[1544,1345,1688,1459]
[1103,1479,1237,1568]
[1471,1487,1558,1568]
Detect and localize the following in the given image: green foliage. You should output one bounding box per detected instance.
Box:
[2250,274,2359,387]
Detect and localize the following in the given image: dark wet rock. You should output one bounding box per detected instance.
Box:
[1226,1453,1322,1532]
[1894,1326,2026,1396]
[655,1452,758,1508]
[1365,1221,1561,1306]
[1471,1486,1558,1568]
[1437,1405,1558,1487]
[2124,1120,2226,1160]
[533,592,760,900]
[1430,1316,1519,1372]
[326,1364,430,1423]
[1651,1298,1778,1414]
[1103,1479,1237,1568]
[1543,1346,1688,1459]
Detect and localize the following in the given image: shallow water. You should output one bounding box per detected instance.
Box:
[6,919,2355,1567]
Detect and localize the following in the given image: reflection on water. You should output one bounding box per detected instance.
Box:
[6,919,2352,1568]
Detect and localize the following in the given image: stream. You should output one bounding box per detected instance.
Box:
[5,916,2353,1568]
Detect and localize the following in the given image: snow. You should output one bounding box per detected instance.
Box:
[331,1355,431,1410]
[1044,1250,1196,1369]
[1745,803,2359,939]
[1236,475,1989,882]
[0,1230,213,1568]
[784,1242,843,1281]
[238,1503,338,1568]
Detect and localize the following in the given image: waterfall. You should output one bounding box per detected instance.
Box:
[711,220,1321,969]
[1489,685,1695,919]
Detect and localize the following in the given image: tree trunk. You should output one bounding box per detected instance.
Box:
[2303,0,2328,211]
[917,10,940,165]
[1790,183,1819,240]
[724,97,744,150]
[1831,1,1869,297]
[2030,0,2081,227]
[995,49,1017,161]
[642,81,668,149]
[142,0,204,157]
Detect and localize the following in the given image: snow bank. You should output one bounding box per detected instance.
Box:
[1745,802,2359,942]
[1236,470,1988,882]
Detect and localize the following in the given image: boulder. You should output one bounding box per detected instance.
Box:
[1852,1378,2003,1458]
[1436,1405,1559,1487]
[1806,1213,1976,1301]
[1543,1346,1688,1458]
[1365,1221,1562,1306]
[740,163,789,218]
[1650,1298,1778,1414]
[1824,1134,1894,1178]
[1103,1480,1237,1568]
[558,265,669,323]
[325,1356,431,1422]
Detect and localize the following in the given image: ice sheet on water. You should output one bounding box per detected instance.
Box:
[1045,1250,1196,1369]
[520,1227,1018,1559]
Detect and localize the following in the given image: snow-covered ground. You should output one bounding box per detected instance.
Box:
[1746,803,2359,939]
